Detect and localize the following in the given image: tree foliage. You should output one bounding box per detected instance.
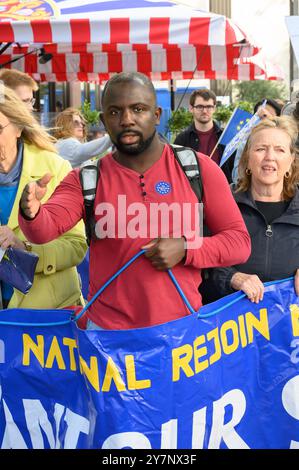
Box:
[234,80,287,104]
[80,100,100,125]
[168,108,192,134]
[213,105,232,124]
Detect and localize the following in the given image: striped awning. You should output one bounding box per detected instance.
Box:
[0,1,279,81]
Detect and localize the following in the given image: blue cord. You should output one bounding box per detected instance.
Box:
[196,276,296,317]
[74,251,295,322]
[0,249,147,327]
[264,276,294,286]
[0,320,71,327]
[73,249,146,321]
[74,249,206,322]
[167,269,198,315]
[168,268,246,318]
[0,248,295,327]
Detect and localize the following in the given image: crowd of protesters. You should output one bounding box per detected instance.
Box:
[0,68,298,328]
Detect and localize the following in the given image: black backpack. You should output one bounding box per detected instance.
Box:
[79,144,203,245]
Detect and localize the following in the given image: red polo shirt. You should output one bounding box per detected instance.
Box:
[19,145,250,329]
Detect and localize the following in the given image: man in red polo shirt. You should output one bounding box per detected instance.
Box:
[19,72,250,330]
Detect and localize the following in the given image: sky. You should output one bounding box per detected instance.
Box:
[232,0,290,84]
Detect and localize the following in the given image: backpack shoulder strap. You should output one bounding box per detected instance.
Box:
[170,144,203,202]
[79,159,101,245]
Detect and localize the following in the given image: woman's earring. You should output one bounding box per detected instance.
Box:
[284,171,290,179]
[245,168,252,176]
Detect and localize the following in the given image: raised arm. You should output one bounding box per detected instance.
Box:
[20,173,52,219]
[56,135,111,167]
[19,169,84,244]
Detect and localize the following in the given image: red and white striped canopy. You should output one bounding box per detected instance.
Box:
[0,1,280,81]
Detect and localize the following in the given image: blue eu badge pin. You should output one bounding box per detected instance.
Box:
[155,181,172,195]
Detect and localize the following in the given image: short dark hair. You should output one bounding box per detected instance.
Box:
[189,89,217,107]
[253,99,282,116]
[101,72,157,107]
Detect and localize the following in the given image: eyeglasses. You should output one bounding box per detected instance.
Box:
[0,122,11,134]
[22,97,36,106]
[192,105,215,111]
[73,121,85,128]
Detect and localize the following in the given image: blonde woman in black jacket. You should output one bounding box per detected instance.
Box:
[211,116,299,304]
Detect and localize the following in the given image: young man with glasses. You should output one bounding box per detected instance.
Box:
[174,89,232,182]
[0,69,38,112]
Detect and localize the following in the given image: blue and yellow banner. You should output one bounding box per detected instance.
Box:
[0,278,298,449]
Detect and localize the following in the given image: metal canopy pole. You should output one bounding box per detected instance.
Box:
[48,82,56,112]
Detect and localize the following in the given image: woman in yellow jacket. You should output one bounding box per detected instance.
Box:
[0,86,87,309]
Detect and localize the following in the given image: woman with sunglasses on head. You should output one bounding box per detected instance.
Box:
[54,107,111,168]
[0,86,87,309]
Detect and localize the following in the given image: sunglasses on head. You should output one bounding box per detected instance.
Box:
[73,120,85,128]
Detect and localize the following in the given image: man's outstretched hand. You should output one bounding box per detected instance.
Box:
[20,173,52,219]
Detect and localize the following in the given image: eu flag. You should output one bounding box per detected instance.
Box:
[219,112,261,167]
[219,108,253,146]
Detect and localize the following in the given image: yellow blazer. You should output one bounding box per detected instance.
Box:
[7,142,87,309]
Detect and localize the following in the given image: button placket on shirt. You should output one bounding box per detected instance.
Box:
[139,174,147,198]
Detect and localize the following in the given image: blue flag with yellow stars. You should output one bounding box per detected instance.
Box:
[219,111,261,167]
[219,108,253,146]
